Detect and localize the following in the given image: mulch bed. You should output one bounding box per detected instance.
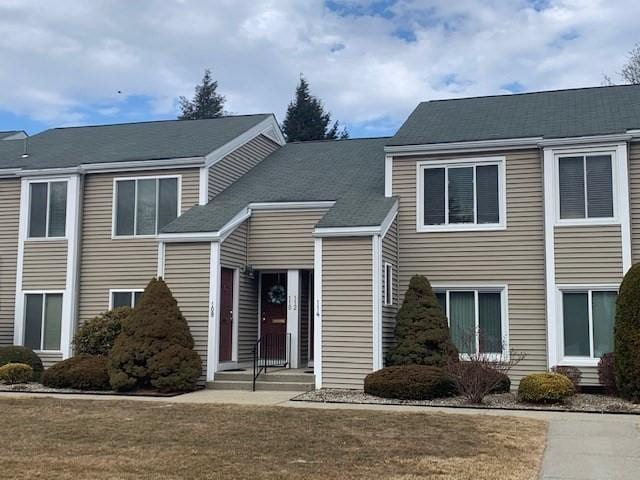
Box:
[0,382,189,397]
[293,388,640,414]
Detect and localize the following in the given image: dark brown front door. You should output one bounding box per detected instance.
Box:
[260,273,287,359]
[219,268,234,363]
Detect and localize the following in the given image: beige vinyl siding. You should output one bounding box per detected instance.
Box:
[22,241,67,290]
[322,236,373,389]
[0,179,20,345]
[393,149,547,383]
[208,134,280,199]
[78,168,199,324]
[554,226,623,284]
[163,242,210,379]
[248,209,327,269]
[382,218,398,362]
[39,351,63,369]
[220,222,258,363]
[630,142,640,264]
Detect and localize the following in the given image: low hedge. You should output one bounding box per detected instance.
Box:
[0,363,33,384]
[42,355,110,391]
[364,365,456,400]
[491,372,511,394]
[73,307,131,356]
[0,346,43,381]
[517,373,575,404]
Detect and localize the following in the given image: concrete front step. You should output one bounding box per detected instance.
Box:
[207,379,314,392]
[214,372,313,383]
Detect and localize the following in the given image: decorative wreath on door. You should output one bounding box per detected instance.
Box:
[267,284,286,305]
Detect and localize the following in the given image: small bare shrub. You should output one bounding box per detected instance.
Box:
[551,365,582,390]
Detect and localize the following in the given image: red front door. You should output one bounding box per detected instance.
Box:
[219,268,234,363]
[260,273,287,359]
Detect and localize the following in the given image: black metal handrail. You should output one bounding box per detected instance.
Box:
[252,333,291,391]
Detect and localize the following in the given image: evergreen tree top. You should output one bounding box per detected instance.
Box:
[282,75,348,142]
[178,69,226,120]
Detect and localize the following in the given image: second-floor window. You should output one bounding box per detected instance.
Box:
[419,158,504,231]
[114,177,179,236]
[28,181,67,238]
[558,154,614,220]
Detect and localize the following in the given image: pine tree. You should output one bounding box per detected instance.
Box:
[387,275,459,367]
[178,69,226,120]
[282,76,348,141]
[108,278,202,392]
[614,263,640,401]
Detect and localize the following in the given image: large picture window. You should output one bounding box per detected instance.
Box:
[28,181,67,238]
[434,288,506,356]
[562,289,616,359]
[418,158,504,231]
[24,293,63,351]
[114,177,179,236]
[558,154,614,220]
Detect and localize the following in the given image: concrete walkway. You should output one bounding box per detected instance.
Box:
[2,389,639,479]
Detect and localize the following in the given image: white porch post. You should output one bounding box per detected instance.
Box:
[207,241,221,381]
[287,269,300,368]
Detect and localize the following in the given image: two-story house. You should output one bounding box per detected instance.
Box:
[1,84,639,390]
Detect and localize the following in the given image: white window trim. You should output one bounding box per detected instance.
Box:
[26,178,69,241]
[556,284,618,367]
[111,175,182,239]
[383,262,393,306]
[416,156,506,233]
[108,288,144,309]
[553,146,620,226]
[23,290,65,353]
[432,284,509,360]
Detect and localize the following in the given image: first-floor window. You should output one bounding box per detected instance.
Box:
[562,289,616,359]
[435,289,504,355]
[24,293,63,351]
[111,290,143,309]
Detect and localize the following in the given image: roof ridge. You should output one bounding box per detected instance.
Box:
[425,83,640,104]
[42,113,272,132]
[287,136,391,145]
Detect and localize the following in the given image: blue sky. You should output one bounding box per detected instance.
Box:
[0,0,638,138]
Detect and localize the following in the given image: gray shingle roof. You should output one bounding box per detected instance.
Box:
[0,114,272,170]
[388,84,640,147]
[162,137,396,233]
[0,131,25,140]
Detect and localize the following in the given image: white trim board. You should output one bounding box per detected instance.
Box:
[372,235,383,371]
[207,242,221,381]
[313,237,323,389]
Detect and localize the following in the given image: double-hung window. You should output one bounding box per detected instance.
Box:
[110,290,143,309]
[558,154,614,220]
[419,158,504,231]
[24,292,63,351]
[114,176,179,236]
[561,289,616,360]
[435,288,506,356]
[28,181,67,238]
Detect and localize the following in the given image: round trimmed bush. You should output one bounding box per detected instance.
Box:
[73,307,131,356]
[0,346,43,381]
[517,373,575,404]
[364,365,456,400]
[42,355,110,391]
[0,363,33,384]
[491,372,511,394]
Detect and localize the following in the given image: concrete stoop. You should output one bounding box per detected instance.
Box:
[207,370,315,392]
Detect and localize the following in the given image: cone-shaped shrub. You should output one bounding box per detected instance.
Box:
[387,275,458,366]
[108,278,202,392]
[614,263,640,401]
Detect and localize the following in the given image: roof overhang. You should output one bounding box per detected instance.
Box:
[313,200,398,238]
[385,131,640,156]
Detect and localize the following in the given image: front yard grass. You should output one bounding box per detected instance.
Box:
[1,397,546,479]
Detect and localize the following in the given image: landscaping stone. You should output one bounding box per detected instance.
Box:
[294,389,640,414]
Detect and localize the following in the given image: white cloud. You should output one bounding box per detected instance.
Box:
[0,0,637,134]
